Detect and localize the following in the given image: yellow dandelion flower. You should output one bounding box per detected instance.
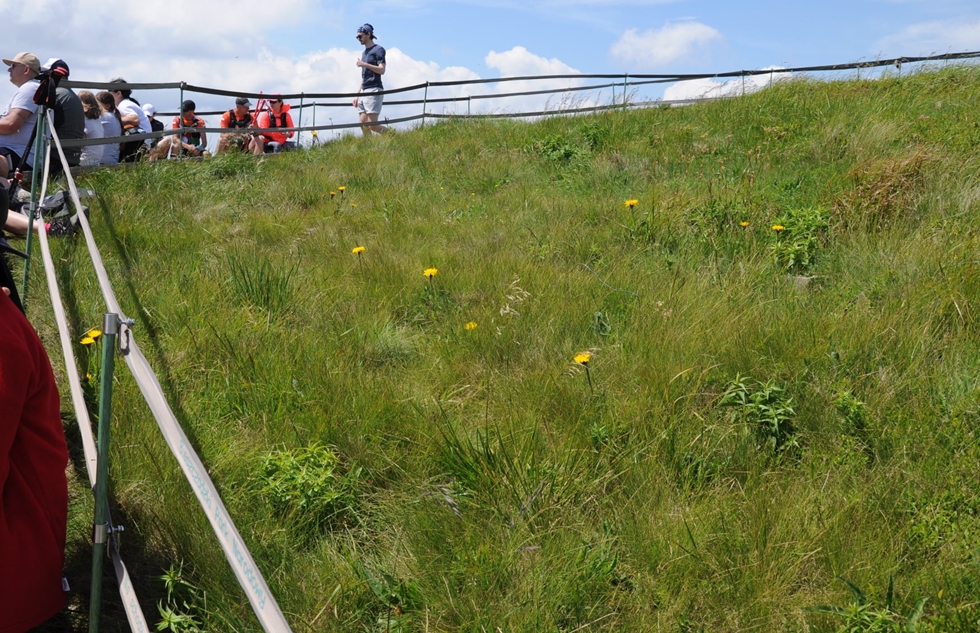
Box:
[350,203,357,208]
[625,199,639,209]
[80,328,102,346]
[311,130,319,137]
[772,224,785,232]
[465,321,478,331]
[352,246,365,254]
[338,186,346,192]
[574,352,591,366]
[740,221,749,227]
[330,191,336,198]
[424,267,438,279]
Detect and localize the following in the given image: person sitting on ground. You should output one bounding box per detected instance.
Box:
[0,52,41,179]
[27,59,85,176]
[142,103,164,147]
[215,97,262,155]
[96,91,122,165]
[148,100,208,160]
[109,77,152,161]
[0,275,69,632]
[256,97,295,153]
[78,90,104,167]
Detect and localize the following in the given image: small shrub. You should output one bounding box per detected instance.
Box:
[804,576,927,633]
[534,133,587,165]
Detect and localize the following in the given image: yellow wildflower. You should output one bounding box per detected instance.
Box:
[350,203,357,208]
[80,328,102,346]
[352,246,365,254]
[330,191,336,198]
[338,186,346,192]
[625,199,639,209]
[424,267,438,279]
[772,224,785,232]
[740,221,749,227]
[465,321,478,331]
[574,352,591,366]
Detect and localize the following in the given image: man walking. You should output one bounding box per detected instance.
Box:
[353,23,387,136]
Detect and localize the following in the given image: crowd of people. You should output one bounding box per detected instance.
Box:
[0,23,388,630]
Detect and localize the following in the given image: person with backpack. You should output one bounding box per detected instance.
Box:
[256,97,295,153]
[170,100,208,156]
[215,96,263,155]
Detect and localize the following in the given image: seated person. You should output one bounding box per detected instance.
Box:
[108,78,153,161]
[0,258,69,632]
[0,52,41,179]
[256,97,295,153]
[142,103,165,147]
[96,91,122,165]
[35,59,85,175]
[78,90,105,166]
[215,97,263,155]
[148,100,208,160]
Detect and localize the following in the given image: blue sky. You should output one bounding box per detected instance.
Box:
[3,0,979,135]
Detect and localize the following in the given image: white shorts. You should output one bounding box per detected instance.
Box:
[357,89,383,115]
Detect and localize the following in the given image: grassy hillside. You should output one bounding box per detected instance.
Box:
[25,64,980,631]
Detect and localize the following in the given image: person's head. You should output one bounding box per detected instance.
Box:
[109,77,131,104]
[142,103,157,120]
[355,23,376,45]
[181,99,196,120]
[235,96,251,116]
[96,91,116,113]
[270,97,284,112]
[4,52,40,87]
[79,90,102,120]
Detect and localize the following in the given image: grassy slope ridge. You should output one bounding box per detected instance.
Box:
[28,65,980,631]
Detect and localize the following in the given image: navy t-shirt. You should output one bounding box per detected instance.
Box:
[361,44,386,90]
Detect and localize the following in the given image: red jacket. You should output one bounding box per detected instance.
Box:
[0,293,67,632]
[257,105,294,145]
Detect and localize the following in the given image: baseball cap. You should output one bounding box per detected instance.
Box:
[142,103,157,116]
[2,52,41,74]
[235,97,251,107]
[181,99,196,113]
[356,23,375,36]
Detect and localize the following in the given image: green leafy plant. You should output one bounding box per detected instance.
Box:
[804,576,927,633]
[258,443,360,534]
[156,563,203,633]
[720,375,800,457]
[770,206,830,272]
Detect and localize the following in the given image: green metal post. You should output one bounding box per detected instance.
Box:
[88,313,118,633]
[20,109,47,307]
[297,94,304,147]
[623,74,629,110]
[421,82,428,128]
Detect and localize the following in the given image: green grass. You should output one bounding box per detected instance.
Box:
[19,64,980,631]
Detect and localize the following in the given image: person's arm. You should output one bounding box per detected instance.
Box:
[356,59,386,76]
[0,108,31,135]
[285,114,295,139]
[198,120,207,147]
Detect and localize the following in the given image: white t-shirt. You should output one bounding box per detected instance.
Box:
[0,79,41,156]
[80,118,104,166]
[117,97,153,145]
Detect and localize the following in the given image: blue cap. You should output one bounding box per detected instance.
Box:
[357,23,374,36]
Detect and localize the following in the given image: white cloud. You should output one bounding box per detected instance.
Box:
[662,66,789,101]
[610,21,723,70]
[876,18,980,55]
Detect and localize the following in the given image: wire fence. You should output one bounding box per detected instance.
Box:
[58,50,980,155]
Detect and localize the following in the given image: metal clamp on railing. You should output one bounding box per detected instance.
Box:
[93,521,109,545]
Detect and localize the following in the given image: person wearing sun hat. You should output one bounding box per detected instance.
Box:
[0,52,41,179]
[353,23,388,136]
